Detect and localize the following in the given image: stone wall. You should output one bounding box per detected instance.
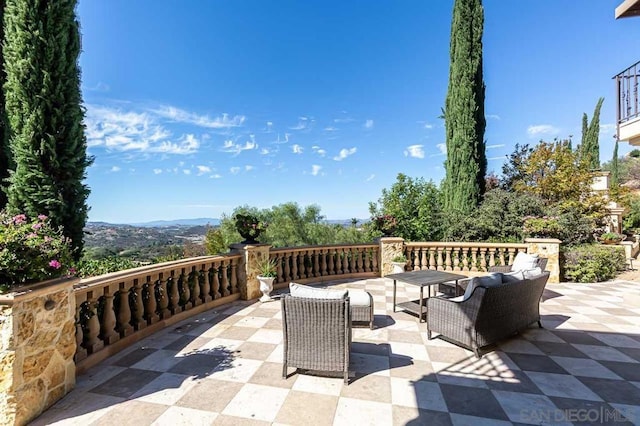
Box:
[526,238,561,283]
[231,243,270,300]
[0,278,78,426]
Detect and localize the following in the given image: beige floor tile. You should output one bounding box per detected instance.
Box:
[176,379,244,412]
[390,377,448,411]
[247,328,284,344]
[248,361,297,388]
[132,373,198,405]
[236,341,278,360]
[152,406,218,425]
[274,390,338,426]
[92,400,168,426]
[340,374,392,403]
[292,374,344,396]
[333,397,393,426]
[217,326,259,341]
[205,358,263,383]
[213,414,271,425]
[222,383,289,422]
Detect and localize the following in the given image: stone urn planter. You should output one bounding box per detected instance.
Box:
[0,276,79,426]
[257,276,276,302]
[391,262,406,274]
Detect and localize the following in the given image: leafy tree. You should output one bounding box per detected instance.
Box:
[368,173,443,241]
[611,140,619,187]
[579,97,604,170]
[500,143,533,191]
[3,0,93,259]
[442,0,486,213]
[204,227,227,255]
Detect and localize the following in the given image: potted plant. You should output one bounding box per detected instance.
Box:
[599,232,625,245]
[372,214,398,237]
[256,256,278,302]
[391,254,407,274]
[234,213,268,244]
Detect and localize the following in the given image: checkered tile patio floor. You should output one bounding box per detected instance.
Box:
[33,278,640,425]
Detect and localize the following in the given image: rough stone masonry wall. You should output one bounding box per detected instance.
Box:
[0,279,77,426]
[379,237,405,276]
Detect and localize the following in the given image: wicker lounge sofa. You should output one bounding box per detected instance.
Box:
[281,294,351,384]
[427,271,550,358]
[488,256,548,273]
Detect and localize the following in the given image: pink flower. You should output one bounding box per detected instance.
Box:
[37,214,47,221]
[68,267,77,276]
[13,214,27,225]
[49,260,62,269]
[32,223,42,230]
[26,232,37,238]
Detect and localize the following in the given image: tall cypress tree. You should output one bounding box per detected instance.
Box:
[4,0,92,259]
[0,0,10,210]
[580,97,604,170]
[443,0,486,213]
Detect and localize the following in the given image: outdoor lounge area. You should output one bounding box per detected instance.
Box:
[32,275,640,425]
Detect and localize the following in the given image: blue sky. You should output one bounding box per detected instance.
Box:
[78,0,640,223]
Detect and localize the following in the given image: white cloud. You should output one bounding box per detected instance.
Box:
[230,167,240,175]
[221,139,258,155]
[365,174,375,182]
[424,123,434,129]
[334,117,355,123]
[333,147,357,161]
[290,117,311,131]
[211,174,222,179]
[84,105,199,155]
[527,124,559,137]
[85,82,110,92]
[486,144,505,149]
[292,144,304,154]
[153,106,245,129]
[488,155,507,161]
[436,143,447,155]
[364,119,374,129]
[312,146,326,157]
[245,165,254,171]
[196,165,211,175]
[110,166,121,172]
[260,148,271,155]
[311,165,322,176]
[487,114,501,120]
[324,126,338,132]
[404,145,425,159]
[153,168,162,174]
[183,169,191,175]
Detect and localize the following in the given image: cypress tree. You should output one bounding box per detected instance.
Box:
[611,140,619,187]
[3,0,92,259]
[580,97,604,170]
[0,0,10,209]
[443,0,486,213]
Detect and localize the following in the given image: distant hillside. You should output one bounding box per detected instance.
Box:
[129,218,220,227]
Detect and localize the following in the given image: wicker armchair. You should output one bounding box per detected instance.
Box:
[427,272,550,358]
[281,295,351,384]
[488,256,548,273]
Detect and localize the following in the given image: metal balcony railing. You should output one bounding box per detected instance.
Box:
[614,60,640,137]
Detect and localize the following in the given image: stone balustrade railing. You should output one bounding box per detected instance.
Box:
[404,242,528,273]
[270,244,379,287]
[73,254,242,373]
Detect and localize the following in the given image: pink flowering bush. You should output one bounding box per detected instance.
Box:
[0,211,74,292]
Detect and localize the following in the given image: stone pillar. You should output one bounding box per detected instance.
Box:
[0,277,79,426]
[230,243,271,300]
[379,237,405,277]
[525,238,561,284]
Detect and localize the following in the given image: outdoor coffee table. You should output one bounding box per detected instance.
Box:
[388,270,467,322]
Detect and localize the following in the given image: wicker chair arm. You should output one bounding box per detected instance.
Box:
[427,288,484,333]
[487,265,512,273]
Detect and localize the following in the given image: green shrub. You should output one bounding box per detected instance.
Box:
[563,244,626,283]
[74,256,143,278]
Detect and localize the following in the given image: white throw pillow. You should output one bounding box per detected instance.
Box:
[462,273,503,301]
[511,252,539,271]
[523,267,543,279]
[502,270,525,283]
[289,282,348,300]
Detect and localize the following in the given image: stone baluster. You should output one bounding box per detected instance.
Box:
[471,248,478,272]
[445,247,452,270]
[342,248,349,274]
[436,247,443,270]
[179,269,190,309]
[356,247,363,273]
[221,261,230,297]
[320,249,328,276]
[157,274,170,319]
[131,279,146,330]
[282,253,290,281]
[498,248,506,267]
[200,265,212,303]
[298,251,306,279]
[230,257,239,294]
[168,273,180,314]
[507,248,516,266]
[143,276,159,324]
[328,249,336,275]
[488,248,496,268]
[74,301,87,362]
[189,268,200,307]
[275,255,284,283]
[461,247,469,272]
[313,249,320,277]
[428,248,436,270]
[100,287,119,345]
[417,248,425,271]
[116,284,133,336]
[211,265,222,299]
[291,251,299,280]
[85,297,104,354]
